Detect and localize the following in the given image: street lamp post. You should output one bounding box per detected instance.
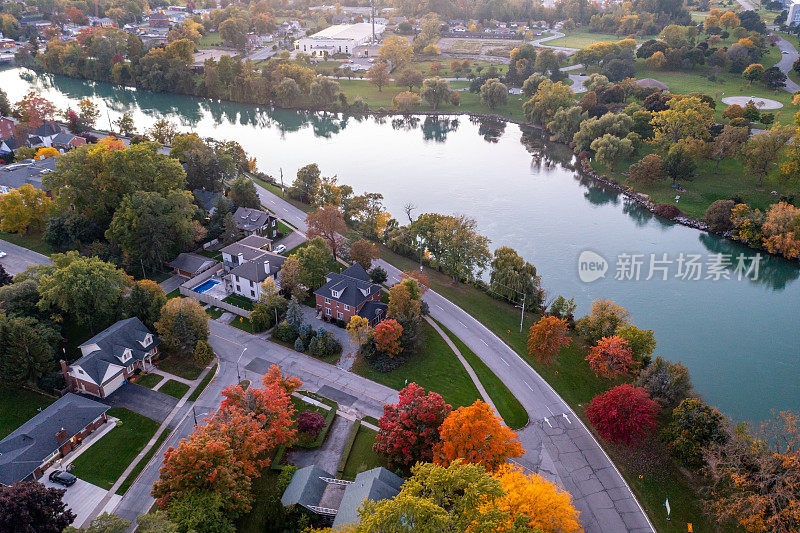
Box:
[236,346,247,382]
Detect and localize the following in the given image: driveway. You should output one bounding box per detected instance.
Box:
[299,305,357,370]
[0,238,51,275]
[95,383,178,423]
[42,476,121,527]
[288,415,354,474]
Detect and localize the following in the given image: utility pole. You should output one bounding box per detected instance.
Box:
[519,292,525,333]
[371,0,376,42]
[279,167,284,198]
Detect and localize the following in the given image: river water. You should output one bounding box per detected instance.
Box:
[2,67,798,424]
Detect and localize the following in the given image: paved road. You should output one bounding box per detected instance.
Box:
[773,34,800,93]
[0,238,50,275]
[251,183,654,532]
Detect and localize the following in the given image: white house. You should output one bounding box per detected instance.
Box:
[789,0,800,25]
[220,235,286,301]
[294,22,385,57]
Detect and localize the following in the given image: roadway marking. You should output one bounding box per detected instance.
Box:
[480,339,488,346]
[543,417,552,428]
[436,304,444,311]
[562,413,571,424]
[211,333,243,347]
[524,381,533,391]
[458,320,467,328]
[500,357,510,366]
[300,368,386,404]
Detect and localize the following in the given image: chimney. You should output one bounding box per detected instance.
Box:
[56,428,67,442]
[237,252,243,264]
[264,260,270,275]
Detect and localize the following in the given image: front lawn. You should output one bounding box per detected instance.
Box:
[223,293,255,310]
[133,373,163,389]
[0,385,54,439]
[0,230,54,255]
[70,408,159,490]
[116,428,170,495]
[351,320,483,409]
[157,354,205,381]
[341,425,385,480]
[159,379,190,399]
[206,306,224,319]
[165,288,181,299]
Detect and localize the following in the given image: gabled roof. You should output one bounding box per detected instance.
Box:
[0,393,109,486]
[168,252,216,275]
[51,132,79,145]
[333,468,404,528]
[229,251,286,282]
[72,318,158,385]
[281,464,331,508]
[233,207,272,232]
[0,157,55,191]
[315,263,381,307]
[358,300,388,321]
[220,235,272,261]
[34,121,61,138]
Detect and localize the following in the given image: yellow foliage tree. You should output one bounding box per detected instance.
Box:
[379,35,412,69]
[35,146,59,160]
[492,464,583,533]
[346,315,372,347]
[762,201,800,259]
[651,96,714,148]
[0,184,52,234]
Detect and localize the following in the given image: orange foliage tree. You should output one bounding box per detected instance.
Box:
[527,315,572,365]
[762,201,800,259]
[435,400,523,471]
[373,318,403,356]
[305,205,346,259]
[492,464,583,533]
[585,335,636,378]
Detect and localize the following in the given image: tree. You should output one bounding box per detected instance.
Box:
[107,190,205,274]
[635,356,694,410]
[369,265,388,284]
[349,239,379,270]
[585,335,636,378]
[293,237,332,289]
[0,481,76,533]
[35,146,59,160]
[367,61,390,92]
[645,50,666,69]
[310,175,342,207]
[396,66,424,91]
[704,199,736,233]
[64,513,130,533]
[228,175,260,208]
[346,315,373,347]
[251,278,288,331]
[38,253,131,331]
[12,91,57,127]
[651,96,714,148]
[278,255,306,300]
[310,77,341,109]
[373,383,452,471]
[546,105,585,143]
[373,318,403,356]
[664,142,697,183]
[711,125,749,173]
[135,511,179,533]
[428,213,491,282]
[743,63,765,84]
[306,206,346,259]
[193,340,215,366]
[762,201,800,259]
[585,384,659,445]
[297,411,326,438]
[628,153,666,184]
[291,163,320,203]
[147,119,178,145]
[743,124,794,187]
[663,398,727,468]
[0,264,12,287]
[435,400,523,471]
[615,324,656,364]
[275,77,302,106]
[493,464,582,533]
[125,279,167,330]
[590,133,633,168]
[420,78,455,111]
[219,17,249,52]
[479,78,508,110]
[379,35,412,68]
[114,112,136,137]
[526,316,571,365]
[0,314,61,385]
[387,281,421,320]
[523,80,574,124]
[155,297,210,359]
[0,184,52,234]
[392,91,421,112]
[575,299,630,341]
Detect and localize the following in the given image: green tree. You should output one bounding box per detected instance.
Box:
[278,256,306,300]
[251,278,288,330]
[0,314,61,385]
[113,113,136,137]
[155,298,210,358]
[291,163,320,203]
[523,80,575,124]
[125,279,167,330]
[293,237,332,289]
[421,78,455,111]
[664,143,696,183]
[379,35,412,68]
[193,340,215,366]
[479,78,508,110]
[135,511,179,533]
[431,214,491,282]
[219,16,249,52]
[64,513,130,533]
[616,324,656,364]
[590,134,633,168]
[309,77,341,108]
[743,124,794,187]
[711,125,749,174]
[546,106,586,143]
[489,246,543,309]
[742,63,765,85]
[227,175,260,208]
[663,398,727,468]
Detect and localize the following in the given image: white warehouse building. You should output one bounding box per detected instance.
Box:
[295,22,385,57]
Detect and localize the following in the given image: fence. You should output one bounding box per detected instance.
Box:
[179,264,252,318]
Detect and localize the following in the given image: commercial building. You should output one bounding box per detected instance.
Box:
[294,22,385,57]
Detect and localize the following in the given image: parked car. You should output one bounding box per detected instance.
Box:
[49,470,77,487]
[782,50,789,54]
[274,244,287,254]
[0,250,6,258]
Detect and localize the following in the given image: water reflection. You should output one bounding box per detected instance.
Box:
[699,233,800,290]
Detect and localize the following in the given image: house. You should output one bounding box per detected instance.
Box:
[0,116,16,139]
[148,11,171,28]
[314,263,386,325]
[168,252,217,278]
[51,132,87,150]
[281,465,403,528]
[61,318,159,398]
[220,235,273,267]
[34,121,64,145]
[228,249,287,300]
[193,189,228,213]
[0,394,110,486]
[233,206,278,238]
[0,157,56,194]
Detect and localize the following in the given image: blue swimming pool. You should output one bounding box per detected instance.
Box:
[192,279,220,293]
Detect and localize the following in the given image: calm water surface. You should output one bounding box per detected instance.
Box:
[3,67,798,424]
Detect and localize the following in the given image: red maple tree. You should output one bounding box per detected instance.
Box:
[585,384,659,445]
[373,318,403,357]
[585,335,636,378]
[373,383,452,470]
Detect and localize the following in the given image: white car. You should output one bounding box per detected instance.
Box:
[274,244,287,254]
[0,251,6,258]
[782,50,789,54]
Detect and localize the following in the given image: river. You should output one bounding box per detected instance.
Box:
[2,67,798,424]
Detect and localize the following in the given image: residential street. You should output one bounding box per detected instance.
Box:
[249,183,655,532]
[0,238,51,275]
[773,34,800,93]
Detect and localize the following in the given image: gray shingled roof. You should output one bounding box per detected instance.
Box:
[51,132,79,145]
[333,468,404,528]
[0,157,56,191]
[315,264,381,308]
[281,465,332,508]
[233,207,272,232]
[72,318,158,386]
[358,300,388,321]
[168,252,216,275]
[0,393,109,486]
[229,252,287,282]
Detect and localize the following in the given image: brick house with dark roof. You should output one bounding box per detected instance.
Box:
[233,207,278,238]
[0,394,109,486]
[61,317,159,398]
[314,264,387,325]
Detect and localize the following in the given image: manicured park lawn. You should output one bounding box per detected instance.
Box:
[70,408,159,490]
[133,373,163,389]
[198,32,222,49]
[352,320,483,409]
[545,29,655,49]
[341,425,385,480]
[157,354,205,380]
[0,385,54,439]
[159,379,190,399]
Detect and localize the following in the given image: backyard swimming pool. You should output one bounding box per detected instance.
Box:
[193,279,220,294]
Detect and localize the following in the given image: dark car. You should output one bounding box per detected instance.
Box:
[49,470,77,487]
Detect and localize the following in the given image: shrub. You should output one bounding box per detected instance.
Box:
[307,329,343,359]
[294,337,305,352]
[274,320,298,343]
[635,356,694,410]
[369,266,388,284]
[585,384,659,446]
[654,204,680,219]
[704,199,736,232]
[297,411,326,439]
[628,154,666,184]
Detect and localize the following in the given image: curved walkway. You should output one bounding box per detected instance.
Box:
[529,30,580,53]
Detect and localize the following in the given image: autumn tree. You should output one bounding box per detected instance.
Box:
[523,80,574,124]
[743,124,793,187]
[435,400,523,471]
[0,184,52,234]
[0,481,76,533]
[704,199,737,233]
[650,96,714,148]
[379,35,412,69]
[527,315,571,365]
[373,383,452,471]
[147,118,178,145]
[615,324,656,364]
[349,239,379,269]
[711,125,748,174]
[392,91,421,112]
[762,201,800,259]
[367,61,391,92]
[743,63,765,85]
[155,297,210,358]
[585,335,636,378]
[306,205,346,259]
[575,299,630,341]
[585,384,659,445]
[395,66,424,91]
[373,318,403,356]
[628,153,666,184]
[35,146,59,160]
[114,113,136,137]
[663,398,727,468]
[12,91,57,127]
[277,255,306,300]
[421,77,456,111]
[346,315,373,347]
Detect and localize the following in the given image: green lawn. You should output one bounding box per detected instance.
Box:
[206,306,224,319]
[199,249,222,261]
[70,408,159,490]
[352,320,483,409]
[198,32,222,49]
[341,425,386,480]
[275,219,294,237]
[223,292,255,310]
[133,373,163,389]
[188,363,217,401]
[230,314,259,333]
[157,354,205,381]
[165,288,181,299]
[0,230,53,255]
[544,30,655,49]
[236,468,297,533]
[434,320,528,429]
[0,385,54,439]
[116,427,170,495]
[159,379,190,399]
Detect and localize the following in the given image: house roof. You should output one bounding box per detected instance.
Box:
[333,468,404,528]
[281,464,332,508]
[0,157,55,191]
[192,189,227,212]
[34,121,62,138]
[72,318,158,386]
[168,252,216,275]
[315,264,380,308]
[0,393,109,486]
[51,132,79,145]
[233,207,272,232]
[358,300,388,321]
[220,235,272,261]
[229,251,287,282]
